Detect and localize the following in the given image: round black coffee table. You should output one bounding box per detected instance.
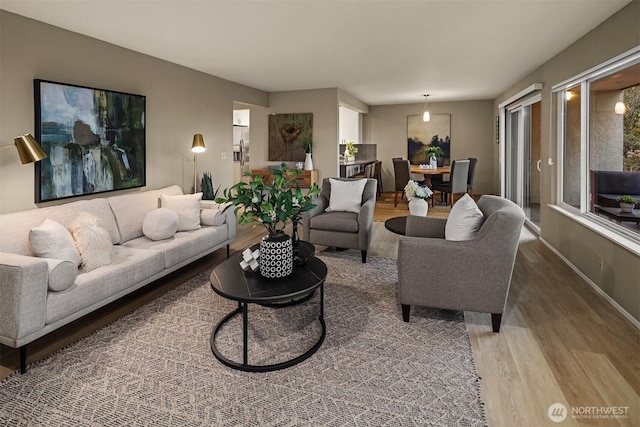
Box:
[384,216,407,235]
[210,241,327,372]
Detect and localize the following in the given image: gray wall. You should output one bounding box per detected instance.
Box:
[494,1,640,321]
[0,10,268,213]
[363,101,495,195]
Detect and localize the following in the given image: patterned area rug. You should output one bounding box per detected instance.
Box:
[0,252,486,426]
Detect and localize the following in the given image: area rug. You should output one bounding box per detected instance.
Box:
[0,252,486,426]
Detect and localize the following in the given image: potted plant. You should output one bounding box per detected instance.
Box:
[299,134,315,170]
[200,171,220,201]
[617,195,639,213]
[404,180,433,216]
[424,146,444,168]
[345,141,358,162]
[216,163,320,278]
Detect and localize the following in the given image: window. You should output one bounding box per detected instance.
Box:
[555,47,640,240]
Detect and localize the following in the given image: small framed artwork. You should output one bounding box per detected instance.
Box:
[34,79,146,202]
[268,113,313,161]
[407,114,451,165]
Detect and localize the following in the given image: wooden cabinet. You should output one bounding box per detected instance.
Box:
[250,169,319,188]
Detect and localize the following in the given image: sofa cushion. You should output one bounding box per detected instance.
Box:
[200,208,227,226]
[309,211,359,233]
[28,218,81,267]
[445,194,484,241]
[160,193,203,231]
[69,212,114,272]
[143,208,179,241]
[46,246,164,324]
[45,258,78,292]
[326,178,366,213]
[124,226,228,268]
[107,185,184,244]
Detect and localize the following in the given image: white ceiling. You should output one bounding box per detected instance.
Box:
[0,0,631,105]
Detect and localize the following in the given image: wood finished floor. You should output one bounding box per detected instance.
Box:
[1,193,638,426]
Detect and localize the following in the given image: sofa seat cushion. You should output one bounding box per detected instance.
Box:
[309,211,359,233]
[46,246,164,324]
[123,226,229,268]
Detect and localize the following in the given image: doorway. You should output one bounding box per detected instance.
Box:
[504,96,542,231]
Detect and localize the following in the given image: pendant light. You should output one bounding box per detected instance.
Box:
[422,94,431,122]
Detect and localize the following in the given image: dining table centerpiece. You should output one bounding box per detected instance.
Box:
[404,179,433,216]
[216,163,320,278]
[424,146,444,169]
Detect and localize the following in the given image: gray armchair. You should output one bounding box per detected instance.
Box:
[397,195,525,332]
[301,177,377,263]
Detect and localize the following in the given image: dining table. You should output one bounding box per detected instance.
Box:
[410,165,451,187]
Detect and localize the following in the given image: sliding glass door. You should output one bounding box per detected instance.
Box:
[504,95,542,230]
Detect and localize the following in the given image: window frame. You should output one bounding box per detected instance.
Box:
[553,46,640,251]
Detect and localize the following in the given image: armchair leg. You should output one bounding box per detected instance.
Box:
[20,345,27,374]
[402,304,410,322]
[226,244,230,258]
[361,250,367,263]
[491,313,502,333]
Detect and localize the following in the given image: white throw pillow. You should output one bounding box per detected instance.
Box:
[69,212,114,272]
[29,218,81,267]
[200,208,226,226]
[45,258,78,292]
[160,193,202,231]
[445,194,484,241]
[143,208,179,241]
[326,179,367,213]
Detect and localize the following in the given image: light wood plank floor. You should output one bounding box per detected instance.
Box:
[1,193,638,426]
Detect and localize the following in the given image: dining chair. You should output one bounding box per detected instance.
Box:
[392,158,411,207]
[467,157,478,196]
[431,159,470,207]
[373,161,383,195]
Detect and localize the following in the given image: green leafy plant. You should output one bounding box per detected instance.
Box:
[345,141,358,157]
[200,171,220,200]
[215,163,321,236]
[617,195,639,204]
[424,146,444,159]
[300,134,314,153]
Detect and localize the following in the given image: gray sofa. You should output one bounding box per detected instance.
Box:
[0,185,236,373]
[397,195,524,332]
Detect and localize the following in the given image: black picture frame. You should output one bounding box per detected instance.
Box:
[34,79,146,203]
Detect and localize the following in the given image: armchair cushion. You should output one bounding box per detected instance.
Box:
[309,211,359,233]
[445,194,484,241]
[326,178,367,213]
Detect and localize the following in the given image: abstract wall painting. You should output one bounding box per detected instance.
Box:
[268,113,313,161]
[407,114,451,165]
[34,80,146,202]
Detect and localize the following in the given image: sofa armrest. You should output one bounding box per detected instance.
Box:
[397,234,514,314]
[221,205,237,241]
[301,196,327,240]
[0,253,49,346]
[405,215,447,238]
[358,198,376,250]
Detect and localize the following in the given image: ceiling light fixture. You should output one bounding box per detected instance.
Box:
[423,94,431,122]
[614,101,627,115]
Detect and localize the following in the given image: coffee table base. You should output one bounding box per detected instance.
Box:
[210,286,325,372]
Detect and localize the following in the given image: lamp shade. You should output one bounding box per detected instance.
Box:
[614,101,627,115]
[191,134,206,153]
[422,94,431,122]
[14,133,47,164]
[423,110,431,122]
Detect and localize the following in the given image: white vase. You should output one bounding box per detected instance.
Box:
[408,198,429,216]
[430,156,438,169]
[304,152,314,170]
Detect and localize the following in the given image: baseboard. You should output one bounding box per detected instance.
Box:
[539,237,640,330]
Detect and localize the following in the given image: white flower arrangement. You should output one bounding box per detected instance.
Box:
[404,180,433,200]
